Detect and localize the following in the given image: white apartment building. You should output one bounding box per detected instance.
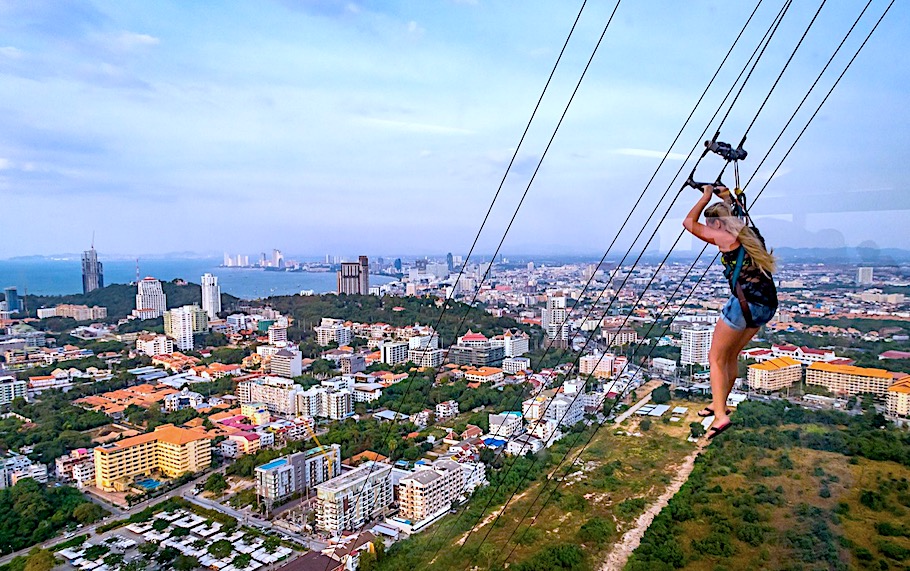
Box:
[488,412,523,438]
[321,389,353,420]
[0,376,27,406]
[54,448,95,488]
[398,459,465,524]
[502,357,531,374]
[268,324,288,345]
[381,341,409,366]
[134,277,167,319]
[407,347,445,368]
[408,334,439,350]
[542,293,569,342]
[135,334,173,357]
[316,461,394,535]
[201,273,221,319]
[353,383,383,402]
[602,328,638,347]
[491,330,530,357]
[770,344,838,365]
[315,318,353,346]
[164,305,208,351]
[681,325,712,366]
[237,376,300,415]
[435,400,459,420]
[271,348,303,378]
[580,353,615,379]
[548,394,585,427]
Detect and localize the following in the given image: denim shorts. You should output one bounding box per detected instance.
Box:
[721,296,777,331]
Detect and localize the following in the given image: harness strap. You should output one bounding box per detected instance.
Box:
[729,246,757,329]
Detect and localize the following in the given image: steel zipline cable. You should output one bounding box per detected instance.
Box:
[319,0,595,560]
[464,0,844,560]
[453,0,798,561]
[492,3,894,565]
[417,0,772,561]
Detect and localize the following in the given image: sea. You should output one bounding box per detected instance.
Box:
[0,258,395,300]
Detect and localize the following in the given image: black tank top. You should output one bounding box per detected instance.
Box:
[721,245,778,308]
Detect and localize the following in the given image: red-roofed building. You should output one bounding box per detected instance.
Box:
[880,350,910,360]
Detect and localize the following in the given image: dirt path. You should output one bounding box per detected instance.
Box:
[598,440,706,571]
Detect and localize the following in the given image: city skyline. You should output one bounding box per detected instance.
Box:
[1,2,907,259]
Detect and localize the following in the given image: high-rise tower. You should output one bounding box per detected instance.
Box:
[337,256,369,295]
[201,273,221,319]
[82,246,104,294]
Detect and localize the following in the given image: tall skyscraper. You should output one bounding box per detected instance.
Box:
[446,252,454,272]
[201,273,221,319]
[856,267,874,286]
[681,324,712,366]
[3,287,19,313]
[337,256,369,295]
[135,277,167,319]
[81,247,104,294]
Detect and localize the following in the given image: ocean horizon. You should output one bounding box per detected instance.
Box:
[0,258,395,300]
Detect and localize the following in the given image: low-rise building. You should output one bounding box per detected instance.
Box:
[464,367,504,384]
[502,356,531,374]
[488,411,523,439]
[435,400,459,420]
[747,356,802,392]
[54,448,95,488]
[806,362,898,396]
[163,388,205,412]
[135,334,174,357]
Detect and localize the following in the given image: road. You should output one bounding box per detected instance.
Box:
[181,493,328,551]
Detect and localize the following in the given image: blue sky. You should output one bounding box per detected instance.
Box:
[0,0,907,260]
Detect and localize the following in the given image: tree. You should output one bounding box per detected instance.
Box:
[651,384,671,404]
[208,539,233,559]
[232,553,253,568]
[122,561,147,571]
[359,550,377,571]
[151,518,170,532]
[137,541,159,557]
[173,555,200,571]
[204,473,228,496]
[73,502,105,524]
[263,535,281,553]
[23,549,55,571]
[103,553,124,567]
[171,526,190,538]
[156,546,179,565]
[640,419,652,432]
[690,422,706,438]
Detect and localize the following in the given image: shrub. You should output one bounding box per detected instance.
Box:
[577,517,615,545]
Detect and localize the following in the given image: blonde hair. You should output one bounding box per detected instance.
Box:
[704,202,777,274]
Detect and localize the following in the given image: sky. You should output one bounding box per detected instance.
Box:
[0,0,907,261]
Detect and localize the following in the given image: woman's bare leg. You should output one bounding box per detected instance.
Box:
[725,327,760,395]
[708,320,743,429]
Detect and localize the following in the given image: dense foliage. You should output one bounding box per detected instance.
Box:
[24,281,239,320]
[627,400,910,570]
[0,479,100,555]
[1,392,110,464]
[261,293,540,347]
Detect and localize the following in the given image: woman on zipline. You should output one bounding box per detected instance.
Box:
[683,184,778,439]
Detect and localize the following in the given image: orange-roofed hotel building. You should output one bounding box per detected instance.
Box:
[747,357,802,392]
[93,424,212,492]
[805,362,904,397]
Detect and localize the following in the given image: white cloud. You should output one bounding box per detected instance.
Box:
[0,158,12,170]
[0,46,23,59]
[407,20,425,37]
[613,148,687,161]
[356,117,474,135]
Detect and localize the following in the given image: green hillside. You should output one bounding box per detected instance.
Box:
[627,401,910,571]
[24,281,239,320]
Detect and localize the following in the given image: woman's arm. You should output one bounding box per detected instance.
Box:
[682,185,726,245]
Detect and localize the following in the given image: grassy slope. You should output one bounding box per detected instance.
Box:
[377,400,699,571]
[626,403,910,571]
